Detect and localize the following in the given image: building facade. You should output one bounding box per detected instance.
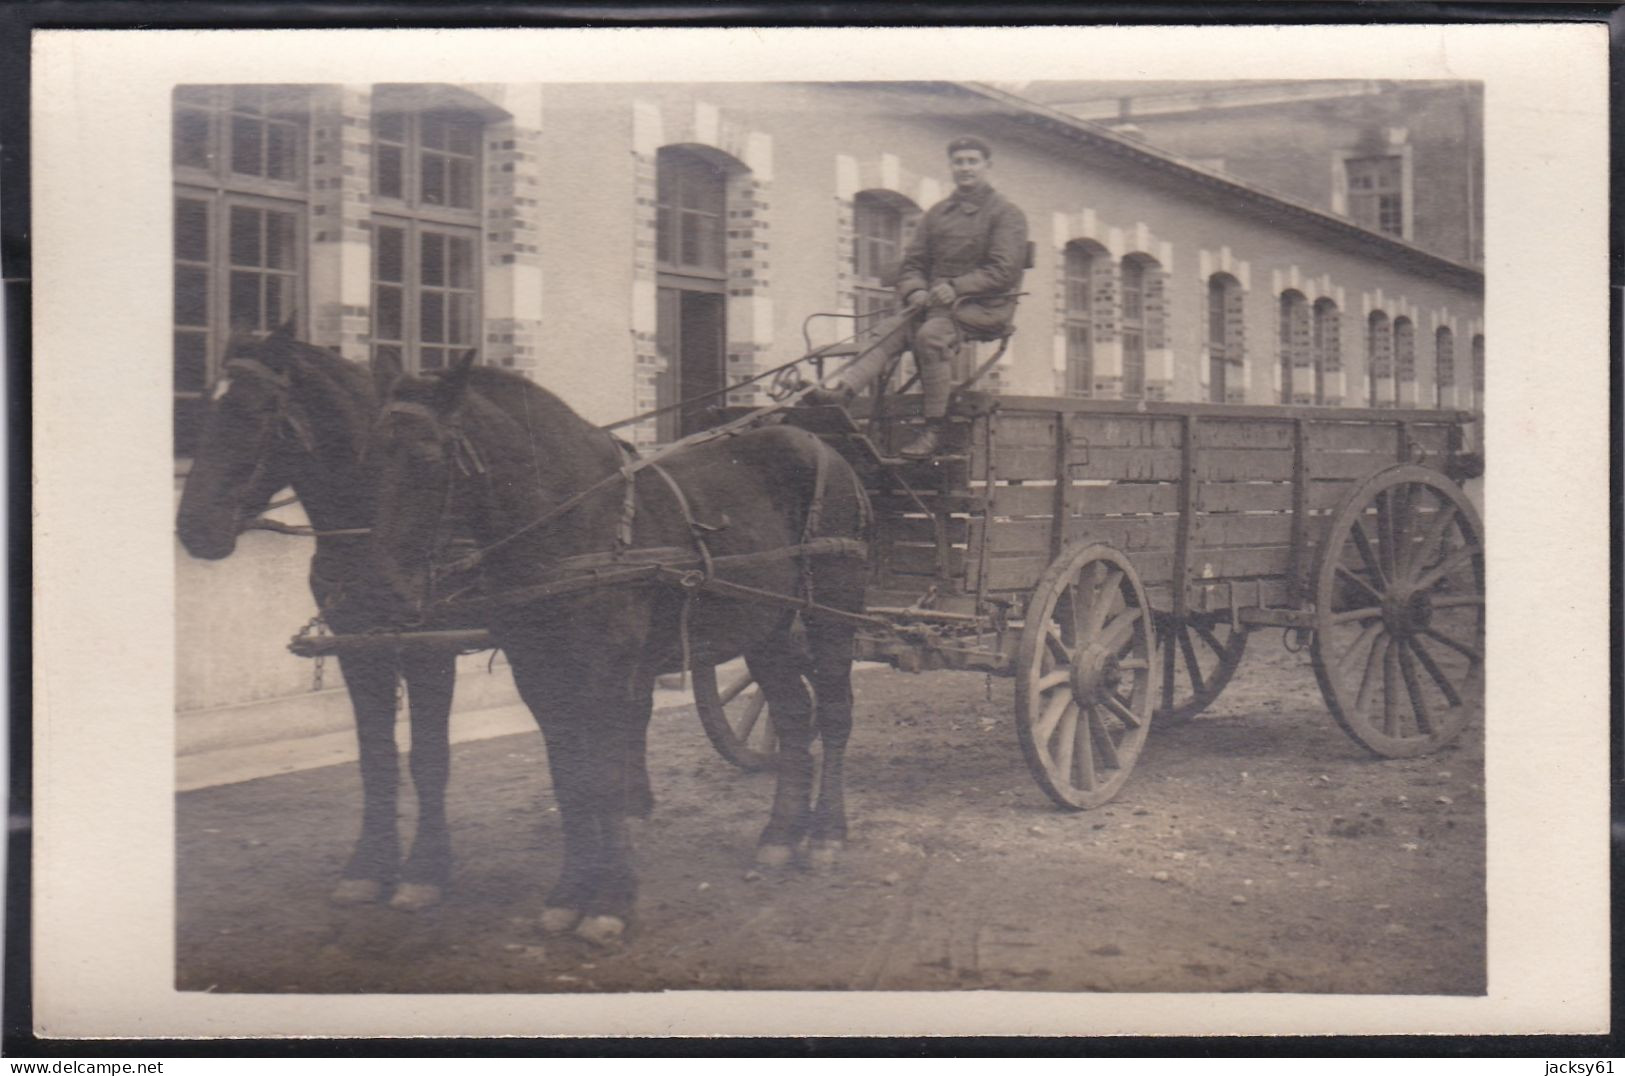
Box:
[173,80,1486,760]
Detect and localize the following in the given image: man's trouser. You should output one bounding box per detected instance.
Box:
[830,303,1009,419]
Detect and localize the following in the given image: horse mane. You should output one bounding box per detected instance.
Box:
[461,365,602,440]
[268,338,379,459]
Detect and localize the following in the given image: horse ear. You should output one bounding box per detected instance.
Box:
[370,350,404,400]
[433,350,479,412]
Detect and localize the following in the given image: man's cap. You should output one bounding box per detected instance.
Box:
[946,135,993,159]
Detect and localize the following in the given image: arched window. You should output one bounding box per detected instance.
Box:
[1062,242,1097,396]
[1278,290,1310,405]
[1367,310,1392,407]
[1120,254,1161,400]
[654,145,742,440]
[1471,334,1485,411]
[1312,298,1341,405]
[1207,273,1244,403]
[1435,326,1455,408]
[372,97,486,374]
[1393,317,1416,405]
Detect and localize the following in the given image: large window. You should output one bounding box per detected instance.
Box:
[1393,317,1416,403]
[173,85,310,455]
[656,148,728,277]
[1207,273,1244,403]
[1120,256,1148,400]
[1346,155,1405,237]
[371,102,484,373]
[1062,242,1097,397]
[1278,290,1313,405]
[1367,310,1392,407]
[1435,326,1456,408]
[1312,298,1341,404]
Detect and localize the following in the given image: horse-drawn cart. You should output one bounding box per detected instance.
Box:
[693,392,1485,809]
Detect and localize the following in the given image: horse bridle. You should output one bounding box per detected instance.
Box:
[215,356,318,520]
[376,399,490,603]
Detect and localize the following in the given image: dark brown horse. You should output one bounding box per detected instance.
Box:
[365,353,871,945]
[175,323,462,911]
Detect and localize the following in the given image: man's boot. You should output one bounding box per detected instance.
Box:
[896,422,940,460]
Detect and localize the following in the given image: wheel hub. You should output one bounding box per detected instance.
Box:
[1382,587,1433,637]
[1069,646,1119,702]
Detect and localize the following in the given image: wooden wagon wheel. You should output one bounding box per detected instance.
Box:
[1151,611,1249,728]
[1015,542,1155,809]
[1310,464,1484,758]
[691,663,789,772]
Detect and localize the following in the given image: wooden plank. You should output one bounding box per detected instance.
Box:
[986,413,1057,451]
[1188,577,1293,613]
[1068,446,1186,482]
[1197,482,1294,513]
[885,543,966,578]
[1194,419,1296,449]
[978,553,1051,592]
[1193,513,1296,548]
[878,514,970,545]
[994,481,1181,517]
[1199,447,1296,482]
[1071,414,1184,449]
[1306,450,1400,481]
[982,515,1180,557]
[1134,545,1296,584]
[1305,421,1405,454]
[869,491,987,515]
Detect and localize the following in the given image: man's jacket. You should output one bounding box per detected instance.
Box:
[896,184,1028,327]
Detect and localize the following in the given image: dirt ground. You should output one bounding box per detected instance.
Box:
[176,641,1484,996]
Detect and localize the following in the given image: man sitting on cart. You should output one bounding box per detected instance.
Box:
[805,135,1029,459]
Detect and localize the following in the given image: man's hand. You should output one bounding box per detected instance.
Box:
[927,281,957,306]
[903,289,928,310]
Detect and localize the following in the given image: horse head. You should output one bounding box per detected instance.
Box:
[365,349,486,623]
[176,317,317,560]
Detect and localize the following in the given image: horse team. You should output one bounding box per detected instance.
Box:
[177,322,871,946]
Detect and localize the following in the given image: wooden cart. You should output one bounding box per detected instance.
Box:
[693,394,1485,810]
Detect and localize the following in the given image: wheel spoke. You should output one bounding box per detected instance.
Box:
[1334,564,1385,605]
[1033,689,1072,743]
[1073,707,1098,790]
[1045,623,1070,664]
[1396,640,1434,736]
[1420,626,1482,664]
[718,673,754,706]
[1335,620,1385,681]
[1102,691,1144,729]
[1087,705,1119,771]
[1348,517,1389,588]
[1117,657,1150,671]
[1412,544,1481,595]
[1191,620,1229,656]
[736,691,767,741]
[1178,626,1206,696]
[1410,635,1464,708]
[1330,605,1383,625]
[1037,669,1071,693]
[1355,632,1390,716]
[1052,703,1079,785]
[1382,640,1400,736]
[1160,628,1177,708]
[1096,606,1142,657]
[1405,500,1460,585]
[1375,490,1397,584]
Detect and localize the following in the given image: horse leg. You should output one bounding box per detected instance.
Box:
[573,668,657,947]
[331,650,401,903]
[391,646,456,911]
[747,632,817,868]
[805,617,857,871]
[509,658,597,934]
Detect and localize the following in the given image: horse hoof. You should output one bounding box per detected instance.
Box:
[330,878,384,905]
[806,840,844,872]
[540,906,583,934]
[389,883,444,912]
[575,915,626,948]
[756,844,794,869]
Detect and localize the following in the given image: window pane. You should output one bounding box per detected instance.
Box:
[229,206,262,267]
[420,232,445,287]
[421,292,445,343]
[231,115,265,176]
[175,266,209,327]
[448,158,474,209]
[421,347,447,372]
[375,283,403,341]
[421,114,447,151]
[421,154,446,206]
[447,119,477,157]
[229,270,263,329]
[375,144,404,199]
[449,292,474,345]
[376,225,405,282]
[174,330,209,392]
[655,207,673,264]
[447,236,473,289]
[376,110,406,143]
[175,198,209,262]
[265,210,296,270]
[173,108,212,169]
[264,273,293,328]
[266,121,298,181]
